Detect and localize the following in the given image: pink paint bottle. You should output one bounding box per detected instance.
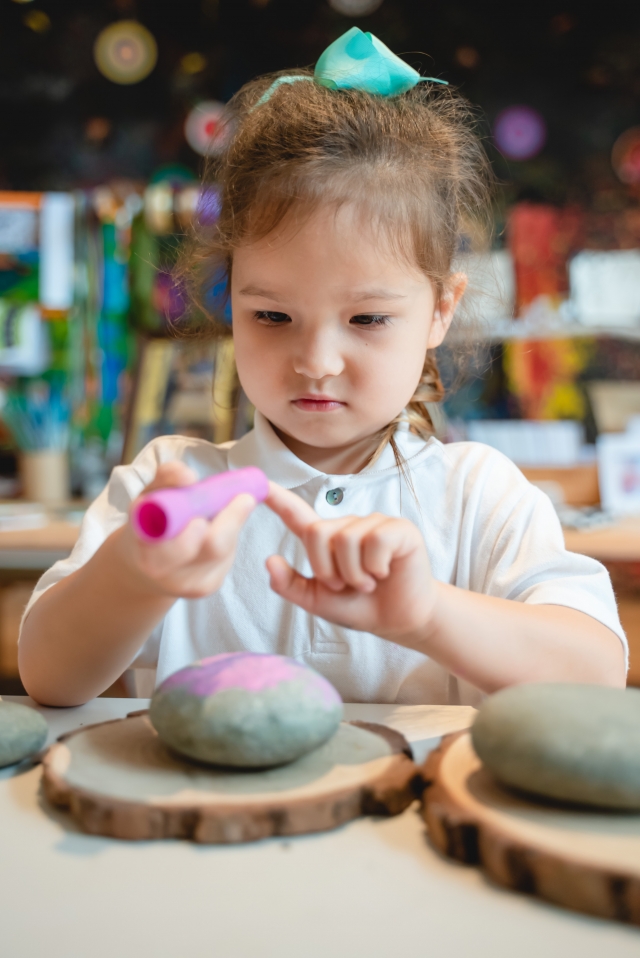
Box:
[131,466,269,542]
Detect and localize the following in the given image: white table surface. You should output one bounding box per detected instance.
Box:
[2,696,640,958]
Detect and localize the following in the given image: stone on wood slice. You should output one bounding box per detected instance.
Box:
[472,683,640,809]
[0,701,48,767]
[150,652,343,768]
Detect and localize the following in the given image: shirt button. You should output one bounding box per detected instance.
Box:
[326,488,344,506]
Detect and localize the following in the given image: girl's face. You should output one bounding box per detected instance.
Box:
[231,205,466,473]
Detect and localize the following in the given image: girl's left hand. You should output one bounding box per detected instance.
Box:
[265,483,438,646]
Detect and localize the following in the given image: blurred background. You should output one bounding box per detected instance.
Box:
[0,0,639,694]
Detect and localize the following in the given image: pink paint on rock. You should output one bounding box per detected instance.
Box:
[160,652,342,705]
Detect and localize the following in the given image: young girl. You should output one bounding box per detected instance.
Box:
[19,31,626,708]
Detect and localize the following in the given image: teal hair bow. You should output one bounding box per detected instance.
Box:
[254,27,447,108]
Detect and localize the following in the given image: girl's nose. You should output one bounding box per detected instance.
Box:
[292,327,345,380]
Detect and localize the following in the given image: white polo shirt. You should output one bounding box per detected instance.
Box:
[22,412,626,706]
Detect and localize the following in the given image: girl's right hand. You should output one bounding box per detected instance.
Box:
[120,461,257,599]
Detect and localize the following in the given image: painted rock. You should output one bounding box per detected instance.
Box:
[0,701,48,768]
[149,653,344,768]
[472,683,640,809]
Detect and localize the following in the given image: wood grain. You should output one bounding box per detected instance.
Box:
[42,714,420,843]
[422,732,640,925]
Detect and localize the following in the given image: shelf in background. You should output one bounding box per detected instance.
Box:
[0,501,83,569]
[451,319,640,343]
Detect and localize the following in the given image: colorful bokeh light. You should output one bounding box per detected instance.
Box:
[493,105,547,161]
[184,101,231,156]
[612,128,640,185]
[94,20,158,85]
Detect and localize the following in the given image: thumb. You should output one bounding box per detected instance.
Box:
[266,555,320,615]
[204,493,257,556]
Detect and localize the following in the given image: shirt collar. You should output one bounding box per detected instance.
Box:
[226,410,434,488]
[227,411,323,488]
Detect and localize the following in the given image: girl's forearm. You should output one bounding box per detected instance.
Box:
[19,526,175,707]
[406,583,626,694]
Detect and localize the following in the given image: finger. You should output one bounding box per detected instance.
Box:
[130,462,200,538]
[332,515,386,592]
[266,555,322,615]
[135,515,209,573]
[137,495,256,588]
[143,461,199,494]
[362,518,421,579]
[303,517,358,591]
[266,555,368,629]
[199,493,257,562]
[265,482,319,538]
[266,484,350,588]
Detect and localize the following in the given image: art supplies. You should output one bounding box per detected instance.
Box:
[0,382,69,452]
[0,303,49,376]
[19,449,69,502]
[150,653,343,767]
[39,194,75,314]
[465,419,585,466]
[424,685,640,925]
[0,701,47,768]
[0,380,71,500]
[472,684,640,809]
[123,337,248,463]
[132,466,268,541]
[423,729,640,925]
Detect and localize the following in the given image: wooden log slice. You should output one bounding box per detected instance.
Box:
[422,732,640,925]
[42,713,419,844]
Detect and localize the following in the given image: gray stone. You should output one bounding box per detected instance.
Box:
[0,701,48,768]
[150,653,344,768]
[472,684,640,809]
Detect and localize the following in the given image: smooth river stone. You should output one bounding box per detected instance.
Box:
[0,701,48,768]
[149,653,344,768]
[472,683,640,809]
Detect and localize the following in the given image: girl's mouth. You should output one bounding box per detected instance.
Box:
[292,396,346,412]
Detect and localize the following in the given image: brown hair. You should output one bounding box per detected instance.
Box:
[179,69,493,457]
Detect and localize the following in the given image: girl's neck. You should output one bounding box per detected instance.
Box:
[271,424,383,475]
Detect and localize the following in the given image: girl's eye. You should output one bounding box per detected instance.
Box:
[350,314,390,328]
[255,311,291,325]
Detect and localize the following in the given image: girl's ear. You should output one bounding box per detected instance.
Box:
[427,272,468,349]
